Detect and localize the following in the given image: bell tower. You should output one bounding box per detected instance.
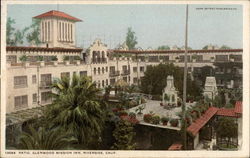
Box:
[34,10,82,48]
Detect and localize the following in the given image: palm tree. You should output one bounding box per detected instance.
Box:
[19,126,77,150]
[46,74,104,147]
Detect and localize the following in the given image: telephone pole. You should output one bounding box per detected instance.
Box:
[182,4,189,150]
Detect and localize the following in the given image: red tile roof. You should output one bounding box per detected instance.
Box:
[109,49,243,54]
[34,10,82,22]
[234,101,242,114]
[168,142,183,150]
[7,46,83,53]
[216,108,236,117]
[187,107,218,136]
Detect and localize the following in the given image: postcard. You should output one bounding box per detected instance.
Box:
[1,0,249,158]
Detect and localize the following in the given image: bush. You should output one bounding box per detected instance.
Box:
[129,112,136,119]
[151,115,160,125]
[143,114,153,123]
[170,119,179,127]
[161,117,169,125]
[51,56,58,61]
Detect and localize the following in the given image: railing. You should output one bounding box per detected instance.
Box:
[92,58,107,64]
[121,70,130,76]
[109,71,120,77]
[45,62,54,66]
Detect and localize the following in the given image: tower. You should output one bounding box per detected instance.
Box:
[162,75,178,106]
[34,10,82,48]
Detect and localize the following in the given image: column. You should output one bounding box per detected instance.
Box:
[48,21,50,42]
[70,23,72,42]
[41,21,44,42]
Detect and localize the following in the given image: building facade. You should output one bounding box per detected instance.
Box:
[5,10,243,114]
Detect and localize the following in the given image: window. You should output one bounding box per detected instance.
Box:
[106,79,108,85]
[94,68,96,75]
[216,55,228,62]
[14,76,27,88]
[110,66,115,73]
[102,67,105,74]
[14,95,28,109]
[106,67,108,72]
[41,91,51,104]
[32,75,36,84]
[98,67,101,74]
[33,93,37,103]
[123,77,127,82]
[133,67,137,73]
[102,80,105,87]
[140,67,144,72]
[7,55,17,64]
[110,78,116,85]
[133,77,138,84]
[80,71,87,77]
[61,72,70,79]
[40,74,52,87]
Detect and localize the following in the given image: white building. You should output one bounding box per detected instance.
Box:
[5,10,243,115]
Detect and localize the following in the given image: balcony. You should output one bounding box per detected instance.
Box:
[121,70,130,76]
[39,81,52,89]
[92,58,107,64]
[109,71,120,77]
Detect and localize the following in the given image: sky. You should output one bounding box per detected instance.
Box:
[7,4,243,49]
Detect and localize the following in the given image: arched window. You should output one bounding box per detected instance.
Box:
[102,67,105,74]
[98,67,101,74]
[172,95,175,102]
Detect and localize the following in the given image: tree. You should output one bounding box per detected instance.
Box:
[216,117,237,148]
[202,45,209,50]
[140,63,202,98]
[46,75,104,147]
[18,126,77,150]
[157,45,170,50]
[126,27,138,50]
[220,45,231,50]
[26,19,41,46]
[111,120,136,150]
[193,66,214,86]
[6,17,29,46]
[6,17,16,45]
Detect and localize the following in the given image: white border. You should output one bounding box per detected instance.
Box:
[1,0,249,158]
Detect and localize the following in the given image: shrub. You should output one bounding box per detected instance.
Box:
[129,112,136,119]
[151,115,160,125]
[143,114,153,123]
[161,117,169,125]
[170,119,179,127]
[51,56,58,61]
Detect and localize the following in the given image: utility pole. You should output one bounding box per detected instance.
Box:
[182,4,189,150]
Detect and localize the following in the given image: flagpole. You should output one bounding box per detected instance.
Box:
[182,4,189,150]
